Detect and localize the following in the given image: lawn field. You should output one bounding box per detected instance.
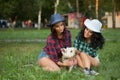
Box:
[0,28,120,80]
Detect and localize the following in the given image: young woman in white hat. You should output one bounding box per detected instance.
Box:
[38,13,76,71]
[74,19,105,75]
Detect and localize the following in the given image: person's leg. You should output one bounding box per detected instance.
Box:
[79,52,91,69]
[87,55,100,67]
[77,52,100,75]
[38,57,60,71]
[76,55,84,68]
[87,55,100,75]
[76,53,90,75]
[78,52,100,68]
[38,50,60,71]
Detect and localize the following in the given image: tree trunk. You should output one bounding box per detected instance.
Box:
[112,0,116,28]
[54,0,59,14]
[38,7,42,29]
[96,0,98,19]
[76,0,79,17]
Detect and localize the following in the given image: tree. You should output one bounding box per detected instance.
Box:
[0,0,119,29]
[35,0,44,29]
[35,0,54,29]
[54,0,59,14]
[115,0,120,11]
[16,0,37,20]
[112,0,116,28]
[0,0,17,19]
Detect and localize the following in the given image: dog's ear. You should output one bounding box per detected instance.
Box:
[61,48,66,53]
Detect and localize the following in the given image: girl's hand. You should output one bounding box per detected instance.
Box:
[57,58,77,67]
[75,49,81,55]
[62,59,74,67]
[73,57,77,65]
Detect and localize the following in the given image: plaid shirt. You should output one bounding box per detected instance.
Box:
[74,37,98,57]
[44,29,71,63]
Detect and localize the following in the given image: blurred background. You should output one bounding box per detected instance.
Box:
[0,0,120,29]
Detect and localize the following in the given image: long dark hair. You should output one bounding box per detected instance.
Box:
[50,22,66,41]
[77,27,105,49]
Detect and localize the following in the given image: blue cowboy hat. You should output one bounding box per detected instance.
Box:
[48,13,65,27]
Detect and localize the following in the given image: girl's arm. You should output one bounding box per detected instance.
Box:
[57,60,74,67]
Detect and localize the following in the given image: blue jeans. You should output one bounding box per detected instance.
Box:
[38,50,50,61]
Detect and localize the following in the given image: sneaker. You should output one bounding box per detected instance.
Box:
[83,68,90,75]
[90,69,99,75]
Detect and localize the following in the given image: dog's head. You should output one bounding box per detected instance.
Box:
[61,47,76,58]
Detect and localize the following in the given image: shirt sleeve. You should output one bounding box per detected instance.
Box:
[65,30,72,47]
[46,37,59,63]
[73,37,79,49]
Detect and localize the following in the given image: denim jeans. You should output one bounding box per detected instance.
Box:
[38,50,50,61]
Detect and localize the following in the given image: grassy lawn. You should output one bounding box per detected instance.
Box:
[0,28,50,40]
[0,28,120,80]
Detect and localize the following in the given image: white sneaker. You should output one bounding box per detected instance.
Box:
[83,69,90,75]
[90,69,99,75]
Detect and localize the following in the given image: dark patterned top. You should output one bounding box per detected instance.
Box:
[44,29,71,63]
[74,36,98,57]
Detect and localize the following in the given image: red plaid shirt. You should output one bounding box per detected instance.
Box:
[43,29,72,63]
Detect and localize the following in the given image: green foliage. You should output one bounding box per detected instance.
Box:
[0,0,120,24]
[0,0,17,18]
[57,0,71,14]
[0,0,54,22]
[115,0,120,11]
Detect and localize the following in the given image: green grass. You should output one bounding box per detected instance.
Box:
[0,28,50,40]
[0,28,120,80]
[0,28,120,41]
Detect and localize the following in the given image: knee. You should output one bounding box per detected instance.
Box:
[93,61,100,67]
[37,59,42,66]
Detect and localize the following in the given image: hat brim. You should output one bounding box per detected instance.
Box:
[48,19,65,27]
[84,19,101,33]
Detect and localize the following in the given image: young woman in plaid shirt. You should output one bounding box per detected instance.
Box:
[74,19,105,75]
[38,13,76,71]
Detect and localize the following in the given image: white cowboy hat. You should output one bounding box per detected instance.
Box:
[84,19,102,33]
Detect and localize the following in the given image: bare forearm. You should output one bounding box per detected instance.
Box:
[57,60,73,67]
[57,61,65,66]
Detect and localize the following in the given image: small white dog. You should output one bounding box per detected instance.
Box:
[61,47,76,72]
